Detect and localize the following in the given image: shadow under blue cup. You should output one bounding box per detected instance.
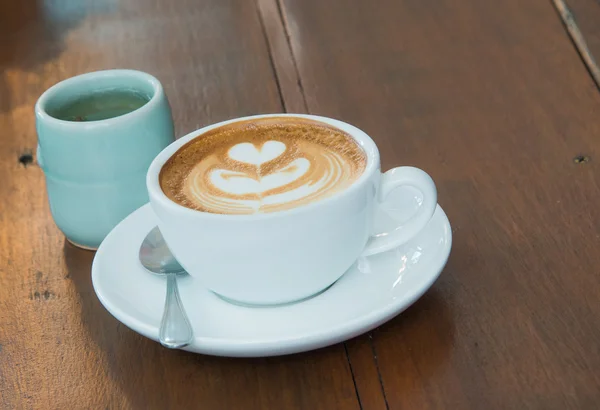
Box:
[36,69,175,250]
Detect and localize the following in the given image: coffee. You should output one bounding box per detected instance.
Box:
[47,88,151,122]
[160,117,367,214]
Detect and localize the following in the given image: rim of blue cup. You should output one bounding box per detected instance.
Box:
[35,69,165,129]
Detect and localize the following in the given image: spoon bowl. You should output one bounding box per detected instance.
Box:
[139,226,186,275]
[139,226,193,349]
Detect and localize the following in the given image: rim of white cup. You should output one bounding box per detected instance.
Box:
[35,69,164,129]
[147,113,381,221]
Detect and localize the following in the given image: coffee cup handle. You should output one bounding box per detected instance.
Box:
[361,166,437,257]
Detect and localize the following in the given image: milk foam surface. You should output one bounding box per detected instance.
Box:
[159,117,366,214]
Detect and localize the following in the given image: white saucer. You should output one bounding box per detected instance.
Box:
[92,203,452,357]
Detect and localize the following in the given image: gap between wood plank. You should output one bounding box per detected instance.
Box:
[256,0,287,112]
[369,336,390,410]
[344,343,365,410]
[551,0,600,90]
[256,0,308,114]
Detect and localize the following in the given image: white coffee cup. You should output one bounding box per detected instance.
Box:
[147,114,437,305]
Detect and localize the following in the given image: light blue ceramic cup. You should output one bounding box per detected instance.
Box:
[35,69,175,250]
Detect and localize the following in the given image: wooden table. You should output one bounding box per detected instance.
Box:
[2,0,600,408]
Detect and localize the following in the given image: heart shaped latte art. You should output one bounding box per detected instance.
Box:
[206,141,309,196]
[227,141,286,166]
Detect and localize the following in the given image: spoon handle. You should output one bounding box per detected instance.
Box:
[159,273,193,349]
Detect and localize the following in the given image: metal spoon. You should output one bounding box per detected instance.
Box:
[139,226,193,349]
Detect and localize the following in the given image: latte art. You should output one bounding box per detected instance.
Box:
[185,141,353,214]
[160,118,366,214]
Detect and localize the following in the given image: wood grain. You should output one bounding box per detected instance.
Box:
[0,1,360,408]
[279,0,600,407]
[5,0,600,407]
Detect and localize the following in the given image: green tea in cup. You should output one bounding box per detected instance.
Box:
[47,88,151,122]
